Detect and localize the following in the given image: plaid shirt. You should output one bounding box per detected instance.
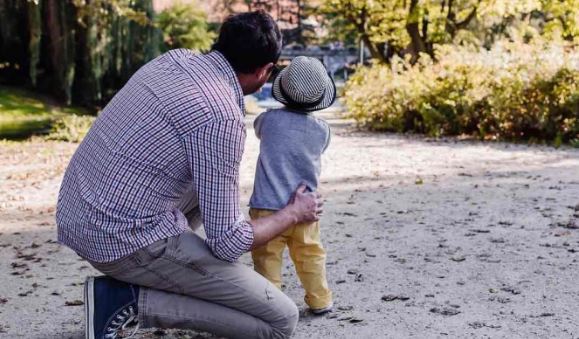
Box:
[56,50,254,263]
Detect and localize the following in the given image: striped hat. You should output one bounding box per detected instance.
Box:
[272,56,336,112]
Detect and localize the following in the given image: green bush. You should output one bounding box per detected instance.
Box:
[45,114,95,143]
[156,2,215,52]
[344,43,579,144]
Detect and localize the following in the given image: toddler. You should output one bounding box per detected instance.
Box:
[250,56,335,314]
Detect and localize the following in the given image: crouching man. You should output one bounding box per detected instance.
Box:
[56,10,323,339]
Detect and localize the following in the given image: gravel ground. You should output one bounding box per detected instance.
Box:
[1,110,579,339]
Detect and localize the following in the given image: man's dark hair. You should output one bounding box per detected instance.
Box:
[213,10,283,74]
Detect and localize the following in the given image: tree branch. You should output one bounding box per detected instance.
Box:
[447,0,453,19]
[456,5,478,30]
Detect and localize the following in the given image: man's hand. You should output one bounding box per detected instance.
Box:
[248,184,324,249]
[286,184,324,223]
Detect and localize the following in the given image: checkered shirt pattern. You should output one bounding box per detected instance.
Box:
[56,50,254,263]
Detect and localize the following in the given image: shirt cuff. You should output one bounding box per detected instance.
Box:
[205,218,254,262]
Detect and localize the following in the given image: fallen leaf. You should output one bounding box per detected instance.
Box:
[65,300,84,306]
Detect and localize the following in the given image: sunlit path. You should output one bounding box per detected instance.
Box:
[1,110,578,338]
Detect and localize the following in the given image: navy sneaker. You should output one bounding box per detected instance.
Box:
[84,276,140,339]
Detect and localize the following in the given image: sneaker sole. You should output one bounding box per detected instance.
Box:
[311,302,334,315]
[311,308,332,315]
[85,276,95,339]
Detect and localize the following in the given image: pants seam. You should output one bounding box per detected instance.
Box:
[145,311,258,338]
[142,259,185,294]
[138,287,149,327]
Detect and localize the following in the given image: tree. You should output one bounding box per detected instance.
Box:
[535,0,579,42]
[320,0,483,63]
[319,0,578,63]
[0,0,162,106]
[156,2,215,52]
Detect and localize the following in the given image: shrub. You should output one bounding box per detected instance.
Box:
[344,42,579,143]
[45,114,95,143]
[156,2,215,52]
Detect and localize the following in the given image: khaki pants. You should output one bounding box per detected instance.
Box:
[249,208,333,310]
[89,230,299,339]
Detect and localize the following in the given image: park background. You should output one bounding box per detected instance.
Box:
[0,0,578,145]
[1,0,579,338]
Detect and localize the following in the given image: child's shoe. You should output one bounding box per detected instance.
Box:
[310,302,333,315]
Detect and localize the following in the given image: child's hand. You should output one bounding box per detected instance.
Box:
[287,184,323,223]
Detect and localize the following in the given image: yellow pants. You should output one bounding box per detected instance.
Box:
[250,208,333,309]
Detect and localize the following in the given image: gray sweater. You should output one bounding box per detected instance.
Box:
[249,108,331,211]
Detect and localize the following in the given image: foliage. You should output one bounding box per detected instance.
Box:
[0,0,162,107]
[538,0,579,42]
[319,0,579,63]
[45,114,95,142]
[344,42,579,144]
[156,2,215,52]
[320,0,494,62]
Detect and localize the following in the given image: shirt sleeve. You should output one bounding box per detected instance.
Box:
[322,121,331,153]
[253,112,265,139]
[187,119,254,262]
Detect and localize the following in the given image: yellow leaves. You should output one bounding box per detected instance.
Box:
[480,0,541,18]
[345,42,579,142]
[322,0,579,63]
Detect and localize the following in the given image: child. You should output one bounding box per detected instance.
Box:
[249,56,335,314]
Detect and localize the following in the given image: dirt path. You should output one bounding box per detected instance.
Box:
[1,111,579,338]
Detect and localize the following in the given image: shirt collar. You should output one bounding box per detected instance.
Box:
[205,51,245,115]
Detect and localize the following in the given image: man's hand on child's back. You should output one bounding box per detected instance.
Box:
[287,184,323,223]
[248,184,323,249]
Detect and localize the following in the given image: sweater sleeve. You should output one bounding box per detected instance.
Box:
[253,112,266,139]
[322,121,331,153]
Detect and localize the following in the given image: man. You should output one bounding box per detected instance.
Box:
[56,11,323,339]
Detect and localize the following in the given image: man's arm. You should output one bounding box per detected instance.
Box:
[188,119,323,261]
[253,112,265,139]
[249,185,322,249]
[189,119,254,262]
[322,122,331,153]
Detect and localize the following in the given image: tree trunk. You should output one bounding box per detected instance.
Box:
[346,4,386,64]
[405,22,427,63]
[360,34,386,63]
[445,0,479,39]
[0,0,28,85]
[45,0,76,104]
[0,0,162,107]
[27,0,42,87]
[405,0,434,63]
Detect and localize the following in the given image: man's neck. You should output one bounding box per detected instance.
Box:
[236,72,257,95]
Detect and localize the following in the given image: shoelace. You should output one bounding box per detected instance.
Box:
[104,306,140,339]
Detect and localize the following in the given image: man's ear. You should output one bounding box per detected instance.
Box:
[258,62,275,79]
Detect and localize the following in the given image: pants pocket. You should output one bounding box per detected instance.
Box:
[142,238,170,260]
[164,231,211,276]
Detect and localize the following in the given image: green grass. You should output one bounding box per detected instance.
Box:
[0,86,90,139]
